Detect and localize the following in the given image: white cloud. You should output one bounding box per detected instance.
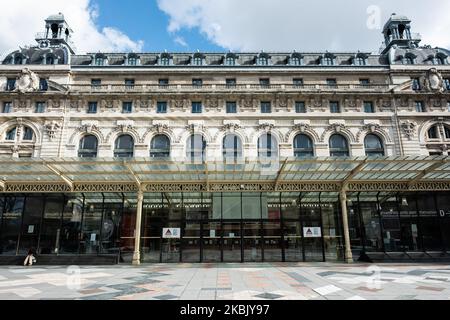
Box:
[157,0,450,52]
[0,0,143,57]
[174,36,188,47]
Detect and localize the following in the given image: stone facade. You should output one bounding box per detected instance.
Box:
[0,13,449,160]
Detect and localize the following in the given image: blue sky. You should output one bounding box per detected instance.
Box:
[94,0,224,52]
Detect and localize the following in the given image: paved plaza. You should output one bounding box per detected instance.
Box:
[0,263,450,300]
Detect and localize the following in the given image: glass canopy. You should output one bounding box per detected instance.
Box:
[0,156,449,192]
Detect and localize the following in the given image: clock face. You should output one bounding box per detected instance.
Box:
[39,41,49,48]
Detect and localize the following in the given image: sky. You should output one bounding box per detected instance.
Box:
[0,0,449,57]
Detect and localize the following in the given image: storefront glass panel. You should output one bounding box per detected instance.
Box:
[60,196,83,254]
[79,195,103,254]
[38,196,64,255]
[436,193,450,251]
[243,221,263,262]
[0,197,24,255]
[19,196,45,255]
[222,221,241,262]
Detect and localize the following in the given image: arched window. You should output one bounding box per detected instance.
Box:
[186,134,206,162]
[364,134,385,157]
[323,55,335,66]
[258,55,269,66]
[95,55,105,66]
[160,56,170,66]
[46,56,54,65]
[128,57,137,66]
[150,135,170,158]
[193,55,203,66]
[14,56,23,65]
[225,56,235,66]
[428,126,439,139]
[223,134,242,160]
[22,127,34,141]
[5,128,16,141]
[258,133,278,158]
[404,56,414,65]
[329,134,349,157]
[445,126,450,139]
[78,135,98,158]
[290,54,302,66]
[114,135,134,158]
[355,56,366,66]
[293,134,314,158]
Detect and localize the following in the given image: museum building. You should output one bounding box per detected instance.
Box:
[0,13,450,264]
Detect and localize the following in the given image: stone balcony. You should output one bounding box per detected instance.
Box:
[66,83,391,94]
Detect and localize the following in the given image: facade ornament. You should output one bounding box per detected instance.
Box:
[400,121,416,140]
[363,123,381,133]
[153,123,169,133]
[422,68,444,93]
[45,121,61,141]
[329,123,346,133]
[15,68,40,93]
[117,124,133,133]
[186,123,204,133]
[221,123,241,132]
[10,145,21,154]
[257,123,274,132]
[293,123,310,133]
[80,123,98,133]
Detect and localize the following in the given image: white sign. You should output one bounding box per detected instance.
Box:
[163,228,181,239]
[303,227,322,238]
[90,233,96,242]
[28,225,35,234]
[210,230,216,238]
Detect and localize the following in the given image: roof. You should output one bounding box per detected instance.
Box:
[0,156,449,193]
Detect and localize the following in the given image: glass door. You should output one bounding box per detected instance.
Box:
[38,197,63,255]
[79,200,103,254]
[160,222,181,263]
[182,220,201,262]
[263,220,282,262]
[18,196,45,255]
[243,221,262,262]
[222,221,241,262]
[202,220,221,262]
[301,206,324,262]
[283,221,304,262]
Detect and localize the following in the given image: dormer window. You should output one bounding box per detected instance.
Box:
[435,53,448,65]
[14,56,23,65]
[257,53,270,66]
[403,54,416,65]
[160,53,171,66]
[94,54,106,66]
[322,54,335,66]
[95,57,104,66]
[45,56,54,65]
[354,54,367,66]
[225,55,236,66]
[290,54,303,66]
[193,54,203,66]
[128,56,137,66]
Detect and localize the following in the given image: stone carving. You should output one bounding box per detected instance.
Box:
[400,121,416,139]
[293,123,310,133]
[45,121,61,141]
[422,68,444,93]
[80,123,98,133]
[221,123,241,132]
[153,123,169,133]
[15,68,40,93]
[186,123,204,133]
[257,123,274,132]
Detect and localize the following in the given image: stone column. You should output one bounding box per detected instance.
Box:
[340,189,353,263]
[132,190,144,265]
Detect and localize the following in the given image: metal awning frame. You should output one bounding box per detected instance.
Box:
[0,156,449,194]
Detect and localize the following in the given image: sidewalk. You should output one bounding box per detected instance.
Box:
[0,263,449,300]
